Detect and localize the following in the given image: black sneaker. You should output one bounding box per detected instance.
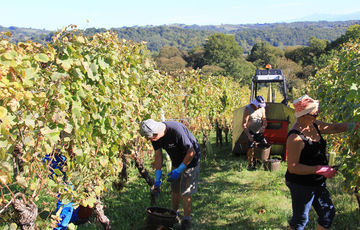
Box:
[247,163,256,171]
[256,160,262,167]
[181,219,191,230]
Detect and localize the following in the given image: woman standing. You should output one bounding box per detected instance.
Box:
[285,95,358,230]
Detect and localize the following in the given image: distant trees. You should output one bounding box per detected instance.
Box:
[155,34,255,83]
[153,24,360,93]
[155,46,188,72]
[2,21,360,54]
[234,21,359,53]
[327,24,360,50]
[110,26,215,52]
[203,34,244,66]
[274,57,304,100]
[247,41,284,68]
[186,46,205,69]
[283,36,330,78]
[195,34,255,82]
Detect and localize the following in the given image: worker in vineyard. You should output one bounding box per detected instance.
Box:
[43,148,93,229]
[140,119,201,230]
[242,95,269,170]
[285,94,359,230]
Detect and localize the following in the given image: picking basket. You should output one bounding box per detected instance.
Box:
[146,206,177,229]
[254,145,271,161]
[264,159,281,171]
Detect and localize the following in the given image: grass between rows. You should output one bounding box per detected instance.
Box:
[76,141,359,230]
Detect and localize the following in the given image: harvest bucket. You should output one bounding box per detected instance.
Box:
[146,206,177,230]
[264,159,281,171]
[254,145,271,161]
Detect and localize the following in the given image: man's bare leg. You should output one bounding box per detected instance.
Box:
[182,195,192,217]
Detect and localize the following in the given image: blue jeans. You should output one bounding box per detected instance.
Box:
[286,180,335,230]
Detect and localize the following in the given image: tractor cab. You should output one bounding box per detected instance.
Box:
[251,68,288,105]
[232,65,296,160]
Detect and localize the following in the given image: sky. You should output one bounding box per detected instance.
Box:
[1,0,360,30]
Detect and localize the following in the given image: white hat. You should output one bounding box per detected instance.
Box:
[293,95,319,118]
[140,119,166,138]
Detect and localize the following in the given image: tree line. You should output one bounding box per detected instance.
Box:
[2,20,360,53]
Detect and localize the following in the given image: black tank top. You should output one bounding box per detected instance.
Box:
[285,123,328,186]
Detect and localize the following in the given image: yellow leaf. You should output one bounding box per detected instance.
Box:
[23,136,35,147]
[0,175,8,184]
[10,223,18,230]
[24,91,34,100]
[30,181,37,191]
[99,157,108,167]
[1,161,12,171]
[0,106,7,119]
[0,148,7,160]
[7,98,19,112]
[87,196,97,208]
[38,92,46,98]
[16,175,28,188]
[81,199,88,207]
[68,223,76,230]
[95,186,102,196]
[77,36,85,43]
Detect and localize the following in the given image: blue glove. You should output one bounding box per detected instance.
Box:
[54,200,75,230]
[152,169,162,196]
[154,169,162,188]
[167,163,187,182]
[43,154,67,181]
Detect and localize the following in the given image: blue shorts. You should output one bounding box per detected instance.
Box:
[286,180,335,230]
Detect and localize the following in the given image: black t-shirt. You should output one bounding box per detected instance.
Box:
[152,121,201,168]
[285,123,328,186]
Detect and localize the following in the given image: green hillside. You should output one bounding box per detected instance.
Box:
[1,20,360,52]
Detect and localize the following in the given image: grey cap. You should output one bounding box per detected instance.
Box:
[140,119,165,138]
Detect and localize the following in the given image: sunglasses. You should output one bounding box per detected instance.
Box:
[308,111,319,118]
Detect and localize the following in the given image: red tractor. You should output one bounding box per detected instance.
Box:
[232,65,295,160]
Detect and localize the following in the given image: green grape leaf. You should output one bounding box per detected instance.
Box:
[72,100,82,117]
[47,179,57,188]
[350,83,358,91]
[50,72,65,81]
[61,59,73,71]
[3,51,17,60]
[34,53,50,63]
[53,168,63,176]
[98,58,109,70]
[24,116,35,128]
